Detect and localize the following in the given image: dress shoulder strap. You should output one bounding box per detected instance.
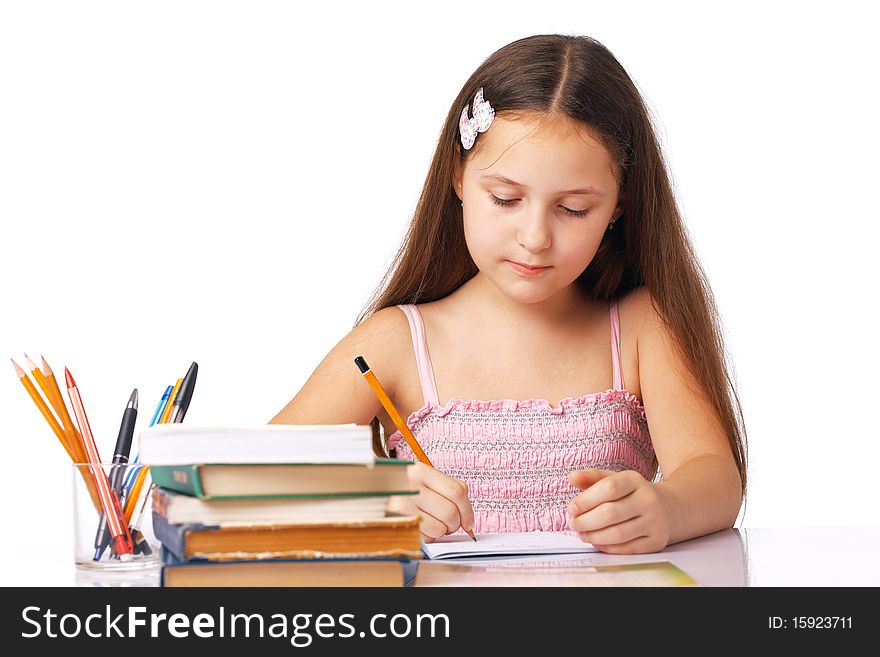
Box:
[610,299,626,390]
[396,304,440,406]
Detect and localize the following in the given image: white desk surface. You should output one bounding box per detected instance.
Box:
[15,526,880,587]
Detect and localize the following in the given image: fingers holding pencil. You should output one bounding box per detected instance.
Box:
[407,461,476,543]
[354,355,477,542]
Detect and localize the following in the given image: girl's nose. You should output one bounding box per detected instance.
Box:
[516,208,552,252]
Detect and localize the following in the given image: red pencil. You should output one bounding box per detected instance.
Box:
[64,367,134,560]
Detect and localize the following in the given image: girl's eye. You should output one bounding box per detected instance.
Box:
[490,194,589,218]
[490,194,518,208]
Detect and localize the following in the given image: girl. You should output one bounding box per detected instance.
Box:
[271,34,747,555]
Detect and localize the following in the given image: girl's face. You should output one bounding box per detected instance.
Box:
[453,114,622,305]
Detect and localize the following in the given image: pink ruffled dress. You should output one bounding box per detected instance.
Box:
[387,300,656,534]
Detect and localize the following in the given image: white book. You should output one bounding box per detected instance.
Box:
[422,531,599,560]
[138,423,375,466]
[154,488,393,525]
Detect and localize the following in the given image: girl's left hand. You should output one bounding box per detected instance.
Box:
[566,468,672,555]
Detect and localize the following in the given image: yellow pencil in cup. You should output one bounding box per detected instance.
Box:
[159,377,183,424]
[123,463,152,524]
[26,355,86,463]
[39,355,89,461]
[11,358,103,511]
[354,355,477,542]
[123,469,151,525]
[12,357,75,459]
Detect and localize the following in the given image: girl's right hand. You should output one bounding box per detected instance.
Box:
[405,462,475,543]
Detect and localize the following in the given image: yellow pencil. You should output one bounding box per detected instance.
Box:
[123,467,150,524]
[12,358,102,511]
[354,355,477,542]
[40,355,88,462]
[24,354,61,420]
[37,356,101,509]
[13,358,74,459]
[26,355,85,462]
[159,377,183,424]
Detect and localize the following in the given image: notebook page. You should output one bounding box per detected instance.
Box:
[422,531,599,559]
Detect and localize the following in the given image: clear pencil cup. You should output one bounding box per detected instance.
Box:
[72,462,160,570]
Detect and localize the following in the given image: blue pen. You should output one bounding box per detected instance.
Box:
[148,385,173,428]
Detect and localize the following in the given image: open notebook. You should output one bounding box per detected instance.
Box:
[422,531,600,560]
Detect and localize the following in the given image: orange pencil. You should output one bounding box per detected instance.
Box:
[23,354,62,421]
[354,355,477,542]
[123,467,150,524]
[11,359,103,511]
[39,355,88,460]
[36,355,101,509]
[26,355,85,461]
[159,377,182,424]
[12,358,75,459]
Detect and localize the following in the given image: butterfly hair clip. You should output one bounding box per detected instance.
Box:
[459,87,495,150]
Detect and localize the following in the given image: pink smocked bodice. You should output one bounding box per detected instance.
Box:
[387,301,656,534]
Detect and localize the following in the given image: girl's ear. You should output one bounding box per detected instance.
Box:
[452,164,464,201]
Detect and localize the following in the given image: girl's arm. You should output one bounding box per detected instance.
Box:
[269,307,404,428]
[270,306,476,542]
[635,289,743,545]
[568,288,742,554]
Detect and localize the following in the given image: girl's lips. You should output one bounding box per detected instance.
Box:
[508,260,551,276]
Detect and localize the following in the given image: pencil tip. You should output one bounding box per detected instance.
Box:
[129,388,138,409]
[64,367,75,388]
[11,358,24,377]
[40,355,52,374]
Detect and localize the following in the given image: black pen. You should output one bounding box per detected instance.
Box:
[127,363,196,558]
[93,388,138,560]
[167,361,198,424]
[129,363,197,556]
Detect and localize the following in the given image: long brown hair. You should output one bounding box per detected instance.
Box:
[355,34,747,510]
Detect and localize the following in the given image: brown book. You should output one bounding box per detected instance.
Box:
[155,513,424,561]
[163,559,407,587]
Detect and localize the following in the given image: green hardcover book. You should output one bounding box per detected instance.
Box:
[149,459,417,500]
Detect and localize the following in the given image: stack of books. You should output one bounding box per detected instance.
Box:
[138,423,421,586]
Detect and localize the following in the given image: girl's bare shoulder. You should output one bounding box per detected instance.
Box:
[618,286,662,338]
[358,305,413,388]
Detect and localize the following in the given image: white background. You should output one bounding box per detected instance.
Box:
[1,1,877,585]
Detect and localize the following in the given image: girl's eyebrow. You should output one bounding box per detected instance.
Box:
[479,173,605,196]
